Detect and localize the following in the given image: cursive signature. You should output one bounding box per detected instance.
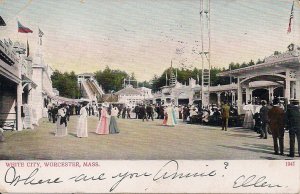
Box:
[233,175,282,188]
[5,167,63,186]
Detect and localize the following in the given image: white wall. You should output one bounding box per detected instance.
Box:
[31,67,43,123]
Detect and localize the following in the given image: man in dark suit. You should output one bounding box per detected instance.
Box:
[134,105,140,119]
[146,104,154,121]
[259,100,269,139]
[140,105,148,122]
[52,105,58,123]
[268,98,285,155]
[286,99,300,157]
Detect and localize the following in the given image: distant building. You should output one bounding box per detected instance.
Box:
[136,87,153,100]
[115,85,144,107]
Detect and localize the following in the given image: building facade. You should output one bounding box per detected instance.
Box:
[0,36,56,131]
[152,44,300,114]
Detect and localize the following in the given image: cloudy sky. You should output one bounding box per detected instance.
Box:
[0,0,299,81]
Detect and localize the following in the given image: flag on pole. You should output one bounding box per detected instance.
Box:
[287,1,294,34]
[18,21,33,33]
[26,39,30,57]
[0,16,6,26]
[39,28,44,37]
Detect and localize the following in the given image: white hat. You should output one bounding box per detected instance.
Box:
[102,102,109,108]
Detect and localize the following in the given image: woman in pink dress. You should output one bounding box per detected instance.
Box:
[95,102,110,135]
[162,106,168,125]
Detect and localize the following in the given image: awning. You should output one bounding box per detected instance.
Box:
[48,95,82,104]
[0,66,21,84]
[22,74,37,88]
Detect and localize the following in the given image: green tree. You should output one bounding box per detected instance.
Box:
[51,70,80,98]
[94,66,130,93]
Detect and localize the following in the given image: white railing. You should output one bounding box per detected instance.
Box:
[81,80,94,100]
[0,40,19,64]
[91,80,105,95]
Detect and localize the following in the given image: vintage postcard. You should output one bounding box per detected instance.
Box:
[0,0,300,193]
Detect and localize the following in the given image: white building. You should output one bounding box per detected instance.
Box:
[137,86,153,100]
[0,33,56,130]
[115,85,145,107]
[153,44,300,114]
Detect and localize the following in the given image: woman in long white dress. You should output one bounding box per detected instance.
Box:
[243,101,254,129]
[163,105,176,126]
[55,104,68,137]
[77,104,88,138]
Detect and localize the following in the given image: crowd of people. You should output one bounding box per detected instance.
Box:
[240,98,300,157]
[45,97,299,157]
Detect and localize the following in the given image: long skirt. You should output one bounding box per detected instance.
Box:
[172,110,178,125]
[96,117,110,135]
[109,116,120,134]
[77,116,88,137]
[55,117,68,137]
[243,111,254,129]
[162,115,168,125]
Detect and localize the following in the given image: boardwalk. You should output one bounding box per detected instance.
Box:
[0,116,298,160]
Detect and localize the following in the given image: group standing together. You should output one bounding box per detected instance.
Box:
[242,98,300,157]
[51,101,120,138]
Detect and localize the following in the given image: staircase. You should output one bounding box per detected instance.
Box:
[80,79,105,102]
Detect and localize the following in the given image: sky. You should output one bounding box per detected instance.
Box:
[0,0,299,81]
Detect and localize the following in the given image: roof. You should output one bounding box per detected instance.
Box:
[77,73,95,76]
[218,50,300,77]
[115,87,142,95]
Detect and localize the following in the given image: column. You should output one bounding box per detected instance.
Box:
[285,78,291,100]
[17,82,23,131]
[268,86,272,103]
[245,85,250,103]
[296,69,300,100]
[217,92,221,106]
[291,81,296,99]
[237,77,243,114]
[231,91,236,104]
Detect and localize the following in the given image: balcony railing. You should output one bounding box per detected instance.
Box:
[0,40,19,65]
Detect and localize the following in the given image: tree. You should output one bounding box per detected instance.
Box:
[248,60,255,66]
[51,70,80,98]
[94,66,130,93]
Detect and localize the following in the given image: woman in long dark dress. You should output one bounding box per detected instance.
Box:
[109,106,120,134]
